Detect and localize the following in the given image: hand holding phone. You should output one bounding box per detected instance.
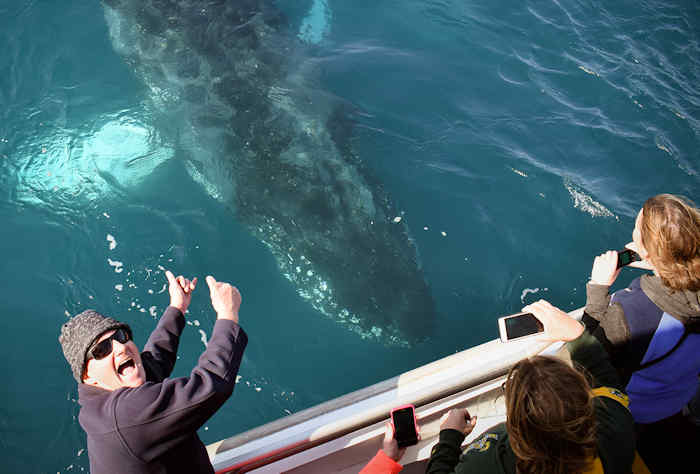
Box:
[591,250,622,286]
[498,312,544,343]
[521,300,584,343]
[617,248,641,269]
[390,404,419,448]
[382,422,405,462]
[622,242,655,270]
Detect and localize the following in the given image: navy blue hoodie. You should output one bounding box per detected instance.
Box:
[78,306,247,474]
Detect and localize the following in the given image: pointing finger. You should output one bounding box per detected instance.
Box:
[165,270,176,284]
[177,276,188,293]
[206,275,216,292]
[190,277,198,291]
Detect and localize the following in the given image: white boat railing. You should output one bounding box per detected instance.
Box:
[207,308,582,473]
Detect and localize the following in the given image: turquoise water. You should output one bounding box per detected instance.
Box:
[1,0,698,472]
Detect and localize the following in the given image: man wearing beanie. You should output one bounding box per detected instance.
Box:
[59,270,248,474]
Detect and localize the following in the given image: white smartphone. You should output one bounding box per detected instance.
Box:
[498,312,544,343]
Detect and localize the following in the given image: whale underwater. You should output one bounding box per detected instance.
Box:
[101,0,435,345]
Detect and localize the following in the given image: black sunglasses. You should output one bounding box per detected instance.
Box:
[87,328,131,360]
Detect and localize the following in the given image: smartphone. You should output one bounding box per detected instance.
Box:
[498,312,544,343]
[617,249,641,269]
[390,404,419,448]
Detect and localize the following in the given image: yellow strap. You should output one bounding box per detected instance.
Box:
[589,387,650,474]
[632,452,651,474]
[583,457,604,474]
[583,454,650,474]
[592,386,629,408]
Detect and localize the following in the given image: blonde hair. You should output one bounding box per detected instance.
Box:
[641,194,700,292]
[505,356,597,474]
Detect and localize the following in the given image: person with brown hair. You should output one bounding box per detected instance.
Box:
[426,300,636,474]
[584,193,700,470]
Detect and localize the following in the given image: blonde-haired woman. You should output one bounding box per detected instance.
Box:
[584,193,700,471]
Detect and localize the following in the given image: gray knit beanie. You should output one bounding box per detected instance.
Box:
[59,310,131,383]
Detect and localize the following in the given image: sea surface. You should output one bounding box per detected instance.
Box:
[1,1,698,472]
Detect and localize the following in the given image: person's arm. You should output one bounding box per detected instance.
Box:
[523,299,624,390]
[114,275,246,462]
[583,252,632,350]
[426,409,476,474]
[140,271,197,381]
[425,430,466,474]
[359,421,408,473]
[116,318,247,461]
[360,450,403,474]
[141,306,185,381]
[583,284,630,360]
[566,328,624,390]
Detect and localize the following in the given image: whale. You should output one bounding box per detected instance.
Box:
[100,0,435,345]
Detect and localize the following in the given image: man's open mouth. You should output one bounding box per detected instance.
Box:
[117,358,136,377]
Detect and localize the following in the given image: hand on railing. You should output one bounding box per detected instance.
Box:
[439,408,477,436]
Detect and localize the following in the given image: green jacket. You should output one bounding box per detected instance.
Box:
[426,330,635,474]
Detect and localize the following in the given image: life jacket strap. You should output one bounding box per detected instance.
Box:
[585,387,650,474]
[592,386,630,408]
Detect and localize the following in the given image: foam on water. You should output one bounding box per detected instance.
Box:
[564,180,616,219]
[520,287,549,304]
[198,329,208,347]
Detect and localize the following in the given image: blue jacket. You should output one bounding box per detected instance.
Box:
[585,275,700,423]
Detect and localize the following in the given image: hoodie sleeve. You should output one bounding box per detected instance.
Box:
[113,319,247,462]
[566,327,624,391]
[140,306,186,381]
[584,282,632,351]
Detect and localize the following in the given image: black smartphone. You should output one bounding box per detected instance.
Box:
[617,249,640,269]
[498,312,544,343]
[390,404,419,448]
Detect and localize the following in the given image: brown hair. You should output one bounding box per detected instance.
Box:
[641,194,700,292]
[505,356,597,474]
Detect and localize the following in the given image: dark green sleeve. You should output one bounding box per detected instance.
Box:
[426,429,465,474]
[566,328,624,390]
[594,397,636,473]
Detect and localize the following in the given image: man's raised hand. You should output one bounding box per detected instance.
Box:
[165,270,197,315]
[205,275,241,323]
